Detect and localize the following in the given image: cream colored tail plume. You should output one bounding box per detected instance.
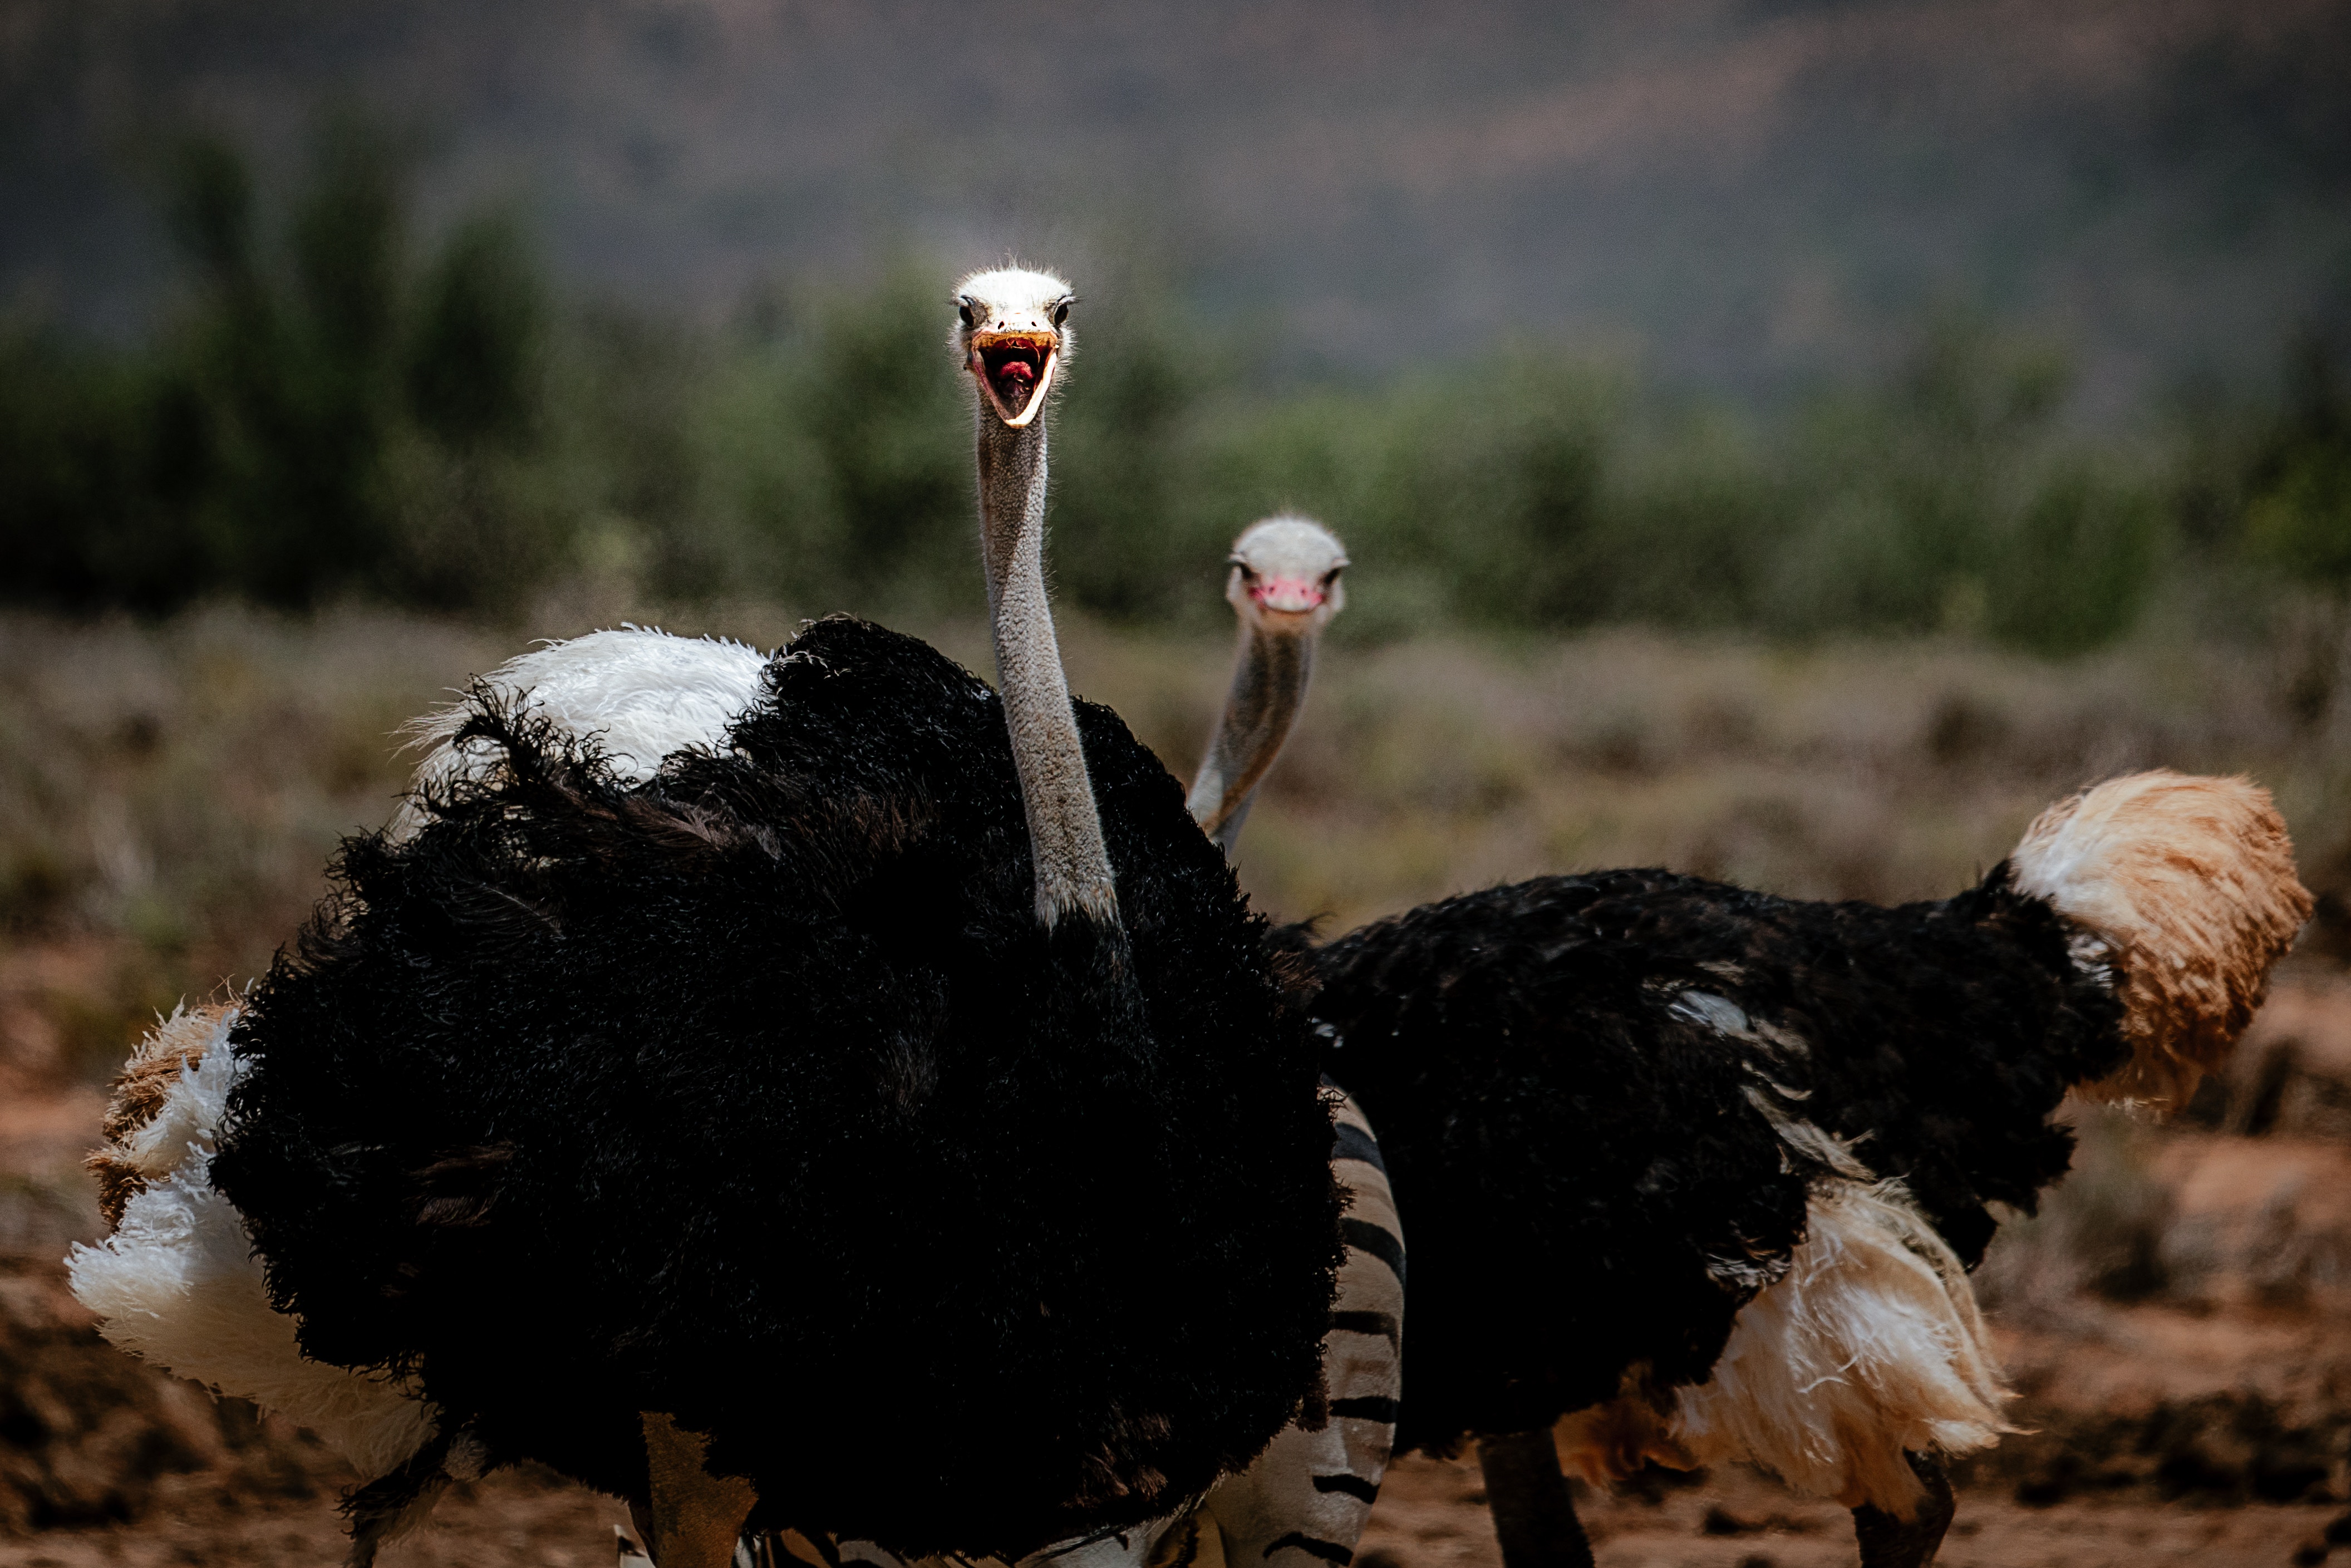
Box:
[2008,770,2311,1110]
[72,1002,438,1483]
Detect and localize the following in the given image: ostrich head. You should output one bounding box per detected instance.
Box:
[1227,515,1349,637]
[954,267,1074,428]
[1187,515,1350,851]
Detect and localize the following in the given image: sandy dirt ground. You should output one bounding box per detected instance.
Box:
[0,1463,621,1568]
[0,1446,2339,1568]
[1360,1451,2342,1568]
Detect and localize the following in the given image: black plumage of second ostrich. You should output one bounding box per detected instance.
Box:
[1182,533,2310,1568]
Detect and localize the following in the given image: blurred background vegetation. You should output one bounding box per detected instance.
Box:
[0,115,2345,658]
[1,1,2349,1086]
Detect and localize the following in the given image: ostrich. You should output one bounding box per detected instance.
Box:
[71,268,1347,1568]
[1295,770,2310,1568]
[1043,505,2310,1568]
[1186,516,1349,853]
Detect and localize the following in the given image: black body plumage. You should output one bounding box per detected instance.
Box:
[1301,867,2123,1456]
[210,617,1344,1557]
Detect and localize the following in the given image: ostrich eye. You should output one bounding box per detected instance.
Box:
[1322,568,1344,586]
[956,298,975,326]
[1052,299,1071,327]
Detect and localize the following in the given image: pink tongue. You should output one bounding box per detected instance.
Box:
[1000,361,1035,386]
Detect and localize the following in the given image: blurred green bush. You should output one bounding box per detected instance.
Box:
[2242,339,2351,589]
[1,120,2341,653]
[0,119,563,612]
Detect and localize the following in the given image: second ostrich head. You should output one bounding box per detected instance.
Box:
[1188,516,1350,853]
[1226,514,1349,635]
[952,267,1117,928]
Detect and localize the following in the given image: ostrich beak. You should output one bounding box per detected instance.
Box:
[968,329,1062,427]
[1250,576,1327,615]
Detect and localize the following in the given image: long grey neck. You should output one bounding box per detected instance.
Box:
[977,414,1119,927]
[1187,618,1315,856]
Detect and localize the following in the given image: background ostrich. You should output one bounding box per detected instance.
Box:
[1297,770,2310,1568]
[1186,517,1349,853]
[1164,511,2306,1568]
[71,268,1346,1568]
[1176,517,1399,1568]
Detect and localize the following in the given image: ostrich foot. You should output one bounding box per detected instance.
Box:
[642,1411,760,1568]
[1475,1429,1596,1568]
[1850,1452,1954,1568]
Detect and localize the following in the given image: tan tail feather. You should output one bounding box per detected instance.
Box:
[2008,770,2311,1110]
[87,1001,236,1227]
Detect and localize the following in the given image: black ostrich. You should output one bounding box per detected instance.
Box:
[1173,588,2309,1566]
[1284,775,2310,1568]
[72,268,1345,1568]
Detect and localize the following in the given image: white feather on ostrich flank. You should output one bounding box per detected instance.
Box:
[72,1004,436,1482]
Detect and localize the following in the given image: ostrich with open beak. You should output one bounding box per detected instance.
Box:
[72,269,1346,1568]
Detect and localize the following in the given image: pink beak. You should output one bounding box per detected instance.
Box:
[1250,577,1325,613]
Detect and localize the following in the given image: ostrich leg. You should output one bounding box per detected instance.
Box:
[642,1412,759,1568]
[1475,1431,1596,1568]
[1850,1452,1954,1568]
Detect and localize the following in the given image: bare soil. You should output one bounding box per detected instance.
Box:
[1360,1449,2340,1568]
[0,1458,626,1567]
[2,1453,2340,1568]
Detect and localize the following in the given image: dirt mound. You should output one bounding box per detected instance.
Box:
[0,1252,340,1534]
[1964,1388,2346,1508]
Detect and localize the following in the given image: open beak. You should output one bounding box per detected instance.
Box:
[968,328,1062,427]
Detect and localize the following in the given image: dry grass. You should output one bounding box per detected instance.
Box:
[1080,621,2351,931]
[8,603,2351,1094]
[0,609,505,1092]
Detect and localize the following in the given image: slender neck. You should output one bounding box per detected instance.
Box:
[976,412,1119,927]
[1186,616,1316,855]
